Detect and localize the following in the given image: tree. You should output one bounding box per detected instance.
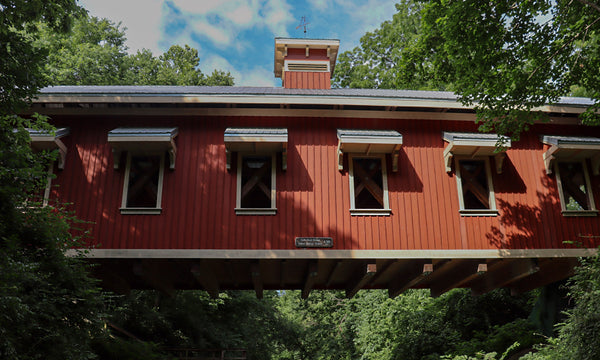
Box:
[41,16,129,85]
[0,116,106,359]
[1,2,108,358]
[401,0,600,139]
[0,0,84,113]
[332,0,433,90]
[521,253,600,359]
[39,15,234,86]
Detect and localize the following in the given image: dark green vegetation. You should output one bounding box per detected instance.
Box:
[38,16,234,86]
[2,1,600,359]
[333,0,600,141]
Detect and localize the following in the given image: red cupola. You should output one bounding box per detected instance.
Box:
[274,38,340,89]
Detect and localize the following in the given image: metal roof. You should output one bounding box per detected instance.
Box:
[27,127,70,138]
[542,135,600,146]
[337,129,403,139]
[224,128,288,136]
[108,127,179,137]
[443,132,508,143]
[37,86,594,107]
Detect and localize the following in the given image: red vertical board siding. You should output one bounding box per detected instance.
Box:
[284,72,331,89]
[48,115,600,252]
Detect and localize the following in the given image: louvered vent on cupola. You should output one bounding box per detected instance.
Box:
[285,61,330,73]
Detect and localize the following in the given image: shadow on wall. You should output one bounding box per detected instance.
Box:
[488,173,600,250]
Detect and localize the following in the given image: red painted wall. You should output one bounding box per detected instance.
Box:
[284,72,331,89]
[49,115,600,251]
[285,48,329,61]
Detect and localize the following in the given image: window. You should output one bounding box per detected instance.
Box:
[337,129,401,216]
[455,157,497,215]
[27,127,70,206]
[108,127,178,215]
[349,154,391,215]
[236,154,276,214]
[542,135,600,216]
[121,153,165,213]
[555,161,597,216]
[224,128,287,216]
[443,132,507,216]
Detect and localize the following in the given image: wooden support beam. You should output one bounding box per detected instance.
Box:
[191,262,220,299]
[224,260,238,288]
[251,262,263,299]
[430,260,487,297]
[346,263,377,298]
[368,259,396,285]
[389,262,433,298]
[100,271,131,295]
[302,262,318,299]
[279,259,288,288]
[510,258,579,295]
[326,260,344,287]
[133,260,175,297]
[471,259,539,295]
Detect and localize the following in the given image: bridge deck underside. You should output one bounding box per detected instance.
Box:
[91,257,579,298]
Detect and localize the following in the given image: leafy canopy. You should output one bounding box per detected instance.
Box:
[334,0,600,140]
[0,0,84,113]
[332,0,433,90]
[406,0,600,139]
[38,15,234,86]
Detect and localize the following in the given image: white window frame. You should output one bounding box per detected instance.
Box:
[455,156,498,216]
[41,163,54,207]
[235,153,277,215]
[120,152,165,215]
[348,153,391,216]
[554,160,598,217]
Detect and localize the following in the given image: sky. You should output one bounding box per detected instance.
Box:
[78,0,399,87]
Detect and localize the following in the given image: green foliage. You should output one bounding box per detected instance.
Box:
[0,115,105,359]
[403,0,600,139]
[332,0,439,90]
[275,290,359,359]
[92,336,163,360]
[516,254,600,359]
[335,1,600,139]
[106,290,297,360]
[271,288,538,360]
[41,16,129,85]
[38,15,234,86]
[0,0,83,113]
[451,319,539,358]
[556,254,600,358]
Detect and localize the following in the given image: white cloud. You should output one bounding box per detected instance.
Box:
[307,0,330,11]
[200,54,275,86]
[262,0,292,37]
[238,67,277,87]
[189,21,231,44]
[162,0,293,48]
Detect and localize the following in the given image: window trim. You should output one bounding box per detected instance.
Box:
[348,153,391,216]
[454,156,498,217]
[336,129,403,172]
[119,152,165,215]
[442,132,510,174]
[235,152,277,216]
[26,127,70,207]
[554,160,598,217]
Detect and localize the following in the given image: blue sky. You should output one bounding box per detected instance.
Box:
[78,0,399,86]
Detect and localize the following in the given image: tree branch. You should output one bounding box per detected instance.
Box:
[577,0,600,13]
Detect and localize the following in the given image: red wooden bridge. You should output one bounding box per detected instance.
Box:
[24,38,599,298]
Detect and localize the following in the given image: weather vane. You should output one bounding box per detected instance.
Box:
[296,16,309,37]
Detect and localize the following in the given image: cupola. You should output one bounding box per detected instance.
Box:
[274,38,340,89]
